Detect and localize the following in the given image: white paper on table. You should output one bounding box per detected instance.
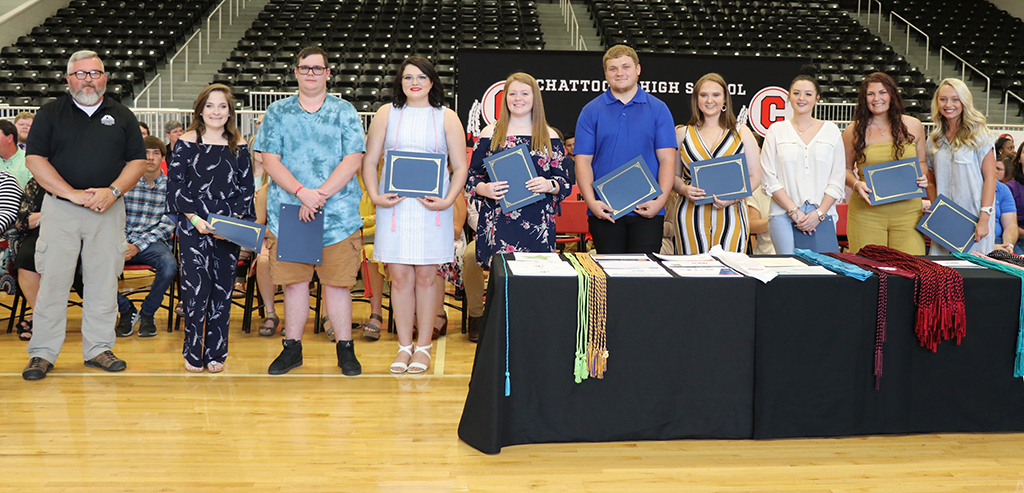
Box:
[709,245,778,283]
[755,256,808,268]
[669,266,741,277]
[506,260,579,277]
[655,253,724,267]
[512,252,564,262]
[601,266,673,277]
[770,265,837,276]
[591,254,651,262]
[933,260,985,269]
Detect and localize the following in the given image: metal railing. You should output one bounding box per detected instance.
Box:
[559,0,588,51]
[814,102,856,123]
[168,28,203,102]
[888,11,929,71]
[134,73,163,108]
[939,47,991,116]
[1005,91,1024,126]
[248,91,345,111]
[206,0,230,53]
[864,0,883,32]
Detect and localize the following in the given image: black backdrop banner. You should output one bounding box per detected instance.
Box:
[456,49,811,144]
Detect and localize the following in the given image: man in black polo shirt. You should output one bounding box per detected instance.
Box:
[22,50,147,380]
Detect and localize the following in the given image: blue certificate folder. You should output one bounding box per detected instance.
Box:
[276,204,324,265]
[593,155,662,220]
[690,154,752,205]
[382,149,446,198]
[861,157,926,205]
[792,216,840,253]
[207,213,267,252]
[916,194,978,253]
[483,143,543,213]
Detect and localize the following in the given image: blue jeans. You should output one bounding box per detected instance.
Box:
[768,203,819,255]
[117,240,177,317]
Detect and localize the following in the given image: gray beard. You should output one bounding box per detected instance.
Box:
[71,85,105,106]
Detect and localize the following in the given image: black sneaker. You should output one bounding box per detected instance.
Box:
[137,314,157,337]
[22,356,53,380]
[85,350,127,372]
[268,339,303,375]
[115,305,138,337]
[336,340,361,376]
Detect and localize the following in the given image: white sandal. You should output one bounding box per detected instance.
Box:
[390,343,413,374]
[407,343,432,374]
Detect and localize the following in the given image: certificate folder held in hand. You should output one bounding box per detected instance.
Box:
[689,154,752,205]
[276,204,324,265]
[860,157,926,205]
[916,194,977,253]
[382,149,446,198]
[483,143,543,213]
[206,213,267,252]
[593,155,662,220]
[792,216,840,253]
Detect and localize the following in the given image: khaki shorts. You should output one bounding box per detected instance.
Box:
[266,230,362,287]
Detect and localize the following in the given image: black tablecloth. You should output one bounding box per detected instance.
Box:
[754,266,1024,438]
[459,255,1024,453]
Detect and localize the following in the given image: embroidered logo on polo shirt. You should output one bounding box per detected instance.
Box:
[101,115,115,126]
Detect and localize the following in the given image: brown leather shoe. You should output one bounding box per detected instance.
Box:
[23,357,53,380]
[467,316,482,343]
[85,350,127,372]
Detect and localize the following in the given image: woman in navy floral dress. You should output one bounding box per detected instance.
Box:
[467,72,572,269]
[167,84,255,373]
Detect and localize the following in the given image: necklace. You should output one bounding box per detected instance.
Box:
[699,124,725,145]
[793,119,816,135]
[870,120,890,137]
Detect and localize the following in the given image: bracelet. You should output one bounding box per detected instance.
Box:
[295,185,304,195]
[787,207,799,217]
[189,215,200,226]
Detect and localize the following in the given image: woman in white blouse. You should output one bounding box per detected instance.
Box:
[759,74,846,254]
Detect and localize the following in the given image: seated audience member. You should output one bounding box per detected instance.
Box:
[13,178,84,341]
[139,121,150,137]
[0,170,22,325]
[161,120,184,175]
[1006,142,1024,243]
[115,136,177,338]
[249,124,283,336]
[747,186,775,254]
[14,112,33,151]
[0,120,31,188]
[999,153,1024,254]
[462,195,485,342]
[996,135,1015,158]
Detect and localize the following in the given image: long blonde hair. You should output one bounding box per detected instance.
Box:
[490,72,553,155]
[929,78,989,153]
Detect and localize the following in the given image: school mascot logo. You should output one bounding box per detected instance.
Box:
[748,86,791,137]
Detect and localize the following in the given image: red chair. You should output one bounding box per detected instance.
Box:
[836,203,849,251]
[555,200,590,252]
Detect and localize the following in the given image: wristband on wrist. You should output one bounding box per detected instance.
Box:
[189,215,200,226]
[295,185,304,195]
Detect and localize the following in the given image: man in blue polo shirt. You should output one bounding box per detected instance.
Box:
[574,45,677,254]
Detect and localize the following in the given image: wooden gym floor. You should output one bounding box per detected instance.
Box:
[1,280,1024,492]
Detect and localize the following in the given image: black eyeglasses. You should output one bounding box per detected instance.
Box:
[296,66,327,75]
[70,70,105,80]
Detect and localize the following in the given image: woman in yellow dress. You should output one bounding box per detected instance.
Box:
[841,72,930,254]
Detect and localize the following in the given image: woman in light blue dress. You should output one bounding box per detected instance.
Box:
[362,56,469,374]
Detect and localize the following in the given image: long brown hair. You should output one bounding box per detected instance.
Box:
[686,73,738,139]
[851,72,912,165]
[187,83,241,154]
[490,72,553,155]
